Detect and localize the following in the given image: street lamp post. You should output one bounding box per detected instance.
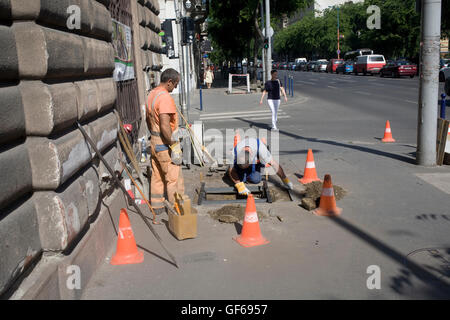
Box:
[337,7,340,59]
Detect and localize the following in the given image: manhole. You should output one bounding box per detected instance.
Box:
[182,251,217,264]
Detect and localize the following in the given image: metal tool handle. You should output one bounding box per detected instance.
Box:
[76,122,179,268]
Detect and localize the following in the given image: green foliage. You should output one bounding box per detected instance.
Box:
[208,0,313,63]
[274,0,429,60]
[442,0,450,38]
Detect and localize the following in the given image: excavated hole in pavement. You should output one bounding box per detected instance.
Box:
[300,181,347,211]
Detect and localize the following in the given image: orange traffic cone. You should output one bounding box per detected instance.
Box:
[234,194,269,248]
[313,174,342,217]
[381,120,395,143]
[299,149,321,184]
[111,209,144,265]
[234,129,241,147]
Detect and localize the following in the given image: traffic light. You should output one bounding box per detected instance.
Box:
[161,19,175,58]
[182,16,195,45]
[263,38,269,49]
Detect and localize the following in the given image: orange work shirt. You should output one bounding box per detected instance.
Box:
[146,86,179,132]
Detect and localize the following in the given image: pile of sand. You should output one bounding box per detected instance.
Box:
[208,205,267,223]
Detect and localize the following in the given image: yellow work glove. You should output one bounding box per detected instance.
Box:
[283,177,294,190]
[169,142,182,165]
[235,182,250,196]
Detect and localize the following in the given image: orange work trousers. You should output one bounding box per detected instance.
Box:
[150,139,185,209]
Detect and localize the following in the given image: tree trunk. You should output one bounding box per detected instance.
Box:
[251,4,264,84]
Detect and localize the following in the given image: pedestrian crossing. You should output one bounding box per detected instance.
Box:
[198,109,290,122]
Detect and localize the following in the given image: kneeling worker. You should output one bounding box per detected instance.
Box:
[228,137,294,195]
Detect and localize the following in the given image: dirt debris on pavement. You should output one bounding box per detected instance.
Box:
[300,181,347,211]
[208,205,268,223]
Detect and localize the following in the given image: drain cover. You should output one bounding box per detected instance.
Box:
[182,251,217,264]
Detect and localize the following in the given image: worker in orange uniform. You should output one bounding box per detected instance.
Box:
[146,68,185,213]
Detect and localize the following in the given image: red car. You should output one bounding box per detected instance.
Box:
[380,60,417,78]
[326,59,344,73]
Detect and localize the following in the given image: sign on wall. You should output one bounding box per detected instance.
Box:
[112,19,135,81]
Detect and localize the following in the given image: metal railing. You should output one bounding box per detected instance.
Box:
[109,0,141,145]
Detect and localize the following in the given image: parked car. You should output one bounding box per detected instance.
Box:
[439,64,450,82]
[336,60,354,74]
[354,54,386,75]
[296,61,307,71]
[441,67,450,88]
[279,62,288,70]
[440,58,450,69]
[295,57,307,64]
[316,61,328,72]
[326,59,344,73]
[379,60,417,78]
[306,61,316,71]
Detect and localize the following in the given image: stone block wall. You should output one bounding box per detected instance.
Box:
[0,0,121,297]
[136,0,163,89]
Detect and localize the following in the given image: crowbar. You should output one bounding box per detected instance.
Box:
[121,162,161,225]
[77,122,179,268]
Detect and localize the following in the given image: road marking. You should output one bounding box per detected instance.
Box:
[355,91,372,95]
[327,85,337,89]
[213,115,291,122]
[296,80,315,85]
[201,112,288,121]
[199,109,283,118]
[405,100,416,104]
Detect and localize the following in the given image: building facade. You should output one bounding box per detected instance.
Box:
[0,0,165,299]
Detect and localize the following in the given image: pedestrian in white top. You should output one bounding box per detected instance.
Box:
[259,70,288,130]
[204,66,214,89]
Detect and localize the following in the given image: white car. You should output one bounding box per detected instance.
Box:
[316,61,328,72]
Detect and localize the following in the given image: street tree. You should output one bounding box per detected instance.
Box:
[208,0,312,81]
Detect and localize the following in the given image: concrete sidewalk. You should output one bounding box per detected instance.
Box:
[81,84,450,300]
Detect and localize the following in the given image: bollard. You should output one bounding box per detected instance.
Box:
[291,76,294,97]
[441,93,446,119]
[287,76,290,96]
[200,85,203,111]
[290,76,293,96]
[288,76,291,97]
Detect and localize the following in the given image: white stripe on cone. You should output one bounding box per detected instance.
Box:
[322,188,334,197]
[385,128,391,133]
[245,211,259,223]
[305,161,316,169]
